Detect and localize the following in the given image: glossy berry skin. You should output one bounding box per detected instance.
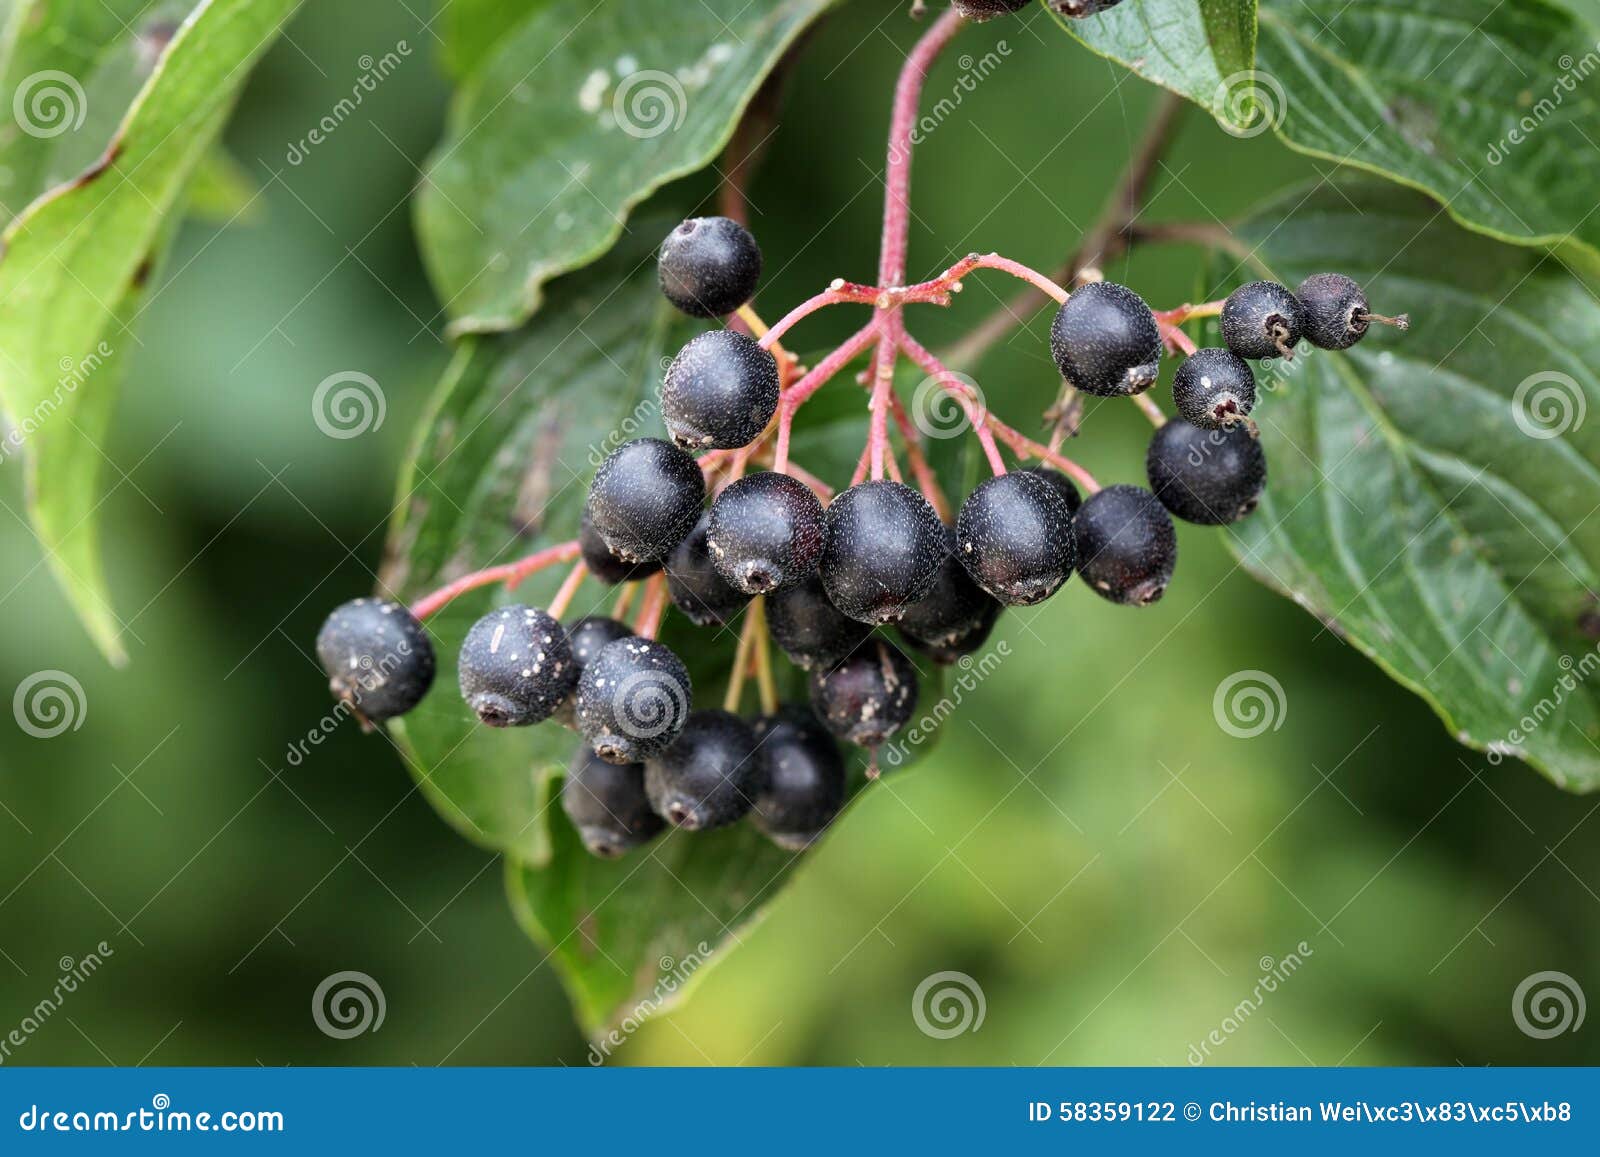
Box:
[903,600,1001,666]
[1172,347,1257,429]
[953,0,1030,19]
[707,472,826,594]
[809,638,919,749]
[657,216,762,319]
[554,615,633,727]
[1221,281,1305,361]
[956,471,1077,606]
[899,527,999,648]
[661,330,780,451]
[644,709,764,831]
[575,636,692,765]
[1146,419,1267,526]
[1051,0,1126,14]
[820,480,946,624]
[750,706,847,850]
[585,438,704,563]
[316,598,436,725]
[1073,485,1178,606]
[1296,272,1370,350]
[458,605,577,727]
[1050,281,1162,397]
[562,748,663,859]
[579,506,660,585]
[666,512,751,626]
[765,573,872,672]
[1026,466,1082,516]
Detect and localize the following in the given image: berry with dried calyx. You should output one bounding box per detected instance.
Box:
[954,0,1030,19]
[657,216,763,319]
[1050,281,1163,396]
[750,706,847,850]
[820,480,946,624]
[956,471,1076,606]
[1146,419,1267,526]
[1172,347,1257,429]
[644,709,765,831]
[585,438,704,564]
[1050,0,1126,14]
[809,637,919,750]
[666,512,751,626]
[1073,484,1177,606]
[707,471,826,594]
[661,330,781,452]
[580,506,661,585]
[316,598,436,726]
[1296,272,1409,351]
[765,572,872,671]
[458,605,577,727]
[562,747,663,859]
[1220,280,1304,361]
[575,636,692,765]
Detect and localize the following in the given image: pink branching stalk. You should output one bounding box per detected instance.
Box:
[410,540,582,621]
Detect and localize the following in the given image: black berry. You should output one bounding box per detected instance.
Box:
[765,572,872,671]
[661,330,780,451]
[458,605,577,727]
[1221,281,1304,361]
[1146,419,1267,526]
[899,527,999,648]
[750,706,847,850]
[644,709,764,831]
[956,471,1076,606]
[562,747,663,859]
[657,216,763,319]
[666,511,751,626]
[1050,281,1162,396]
[585,438,704,563]
[554,615,633,727]
[902,600,1001,666]
[575,636,692,764]
[316,598,436,726]
[954,0,1030,19]
[1172,347,1257,429]
[1051,0,1126,14]
[820,480,946,624]
[1025,466,1082,516]
[580,506,661,585]
[707,471,826,594]
[1073,484,1177,606]
[809,637,918,749]
[1296,272,1409,350]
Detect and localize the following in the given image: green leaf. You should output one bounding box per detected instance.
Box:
[438,0,552,79]
[415,0,836,336]
[1054,0,1258,126]
[0,0,302,663]
[187,145,263,223]
[1255,0,1600,264]
[1218,178,1600,791]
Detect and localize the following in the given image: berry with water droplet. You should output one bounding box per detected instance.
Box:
[575,636,692,765]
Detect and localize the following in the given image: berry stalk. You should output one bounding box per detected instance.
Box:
[409,539,582,621]
[772,320,882,473]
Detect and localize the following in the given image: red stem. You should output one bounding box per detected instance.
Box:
[632,574,669,639]
[409,540,582,621]
[867,321,900,481]
[546,561,588,620]
[773,320,881,473]
[896,329,1007,477]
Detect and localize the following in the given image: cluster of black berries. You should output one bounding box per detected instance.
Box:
[315,200,1406,865]
[954,0,1126,21]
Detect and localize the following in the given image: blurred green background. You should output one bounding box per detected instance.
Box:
[1,1,1596,1067]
